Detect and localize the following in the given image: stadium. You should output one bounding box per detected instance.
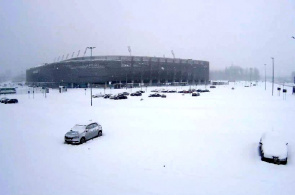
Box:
[26,55,209,88]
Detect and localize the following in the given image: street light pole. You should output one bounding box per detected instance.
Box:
[271,57,274,96]
[264,64,266,90]
[87,47,96,106]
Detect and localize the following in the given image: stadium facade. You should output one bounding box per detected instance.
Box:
[26,55,209,88]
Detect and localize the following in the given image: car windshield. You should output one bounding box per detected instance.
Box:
[71,125,86,132]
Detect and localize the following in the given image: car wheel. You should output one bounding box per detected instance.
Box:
[80,137,86,144]
[98,131,102,137]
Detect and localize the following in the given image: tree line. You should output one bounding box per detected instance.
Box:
[210,66,260,81]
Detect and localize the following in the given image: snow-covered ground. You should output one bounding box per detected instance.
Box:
[0,82,295,195]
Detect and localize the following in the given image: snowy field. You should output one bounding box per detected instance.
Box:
[1,82,295,195]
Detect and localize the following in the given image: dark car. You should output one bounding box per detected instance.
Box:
[148,93,161,97]
[203,89,210,92]
[168,90,177,93]
[210,86,216,88]
[192,92,200,96]
[197,89,203,92]
[114,95,128,100]
[6,99,18,104]
[161,94,166,98]
[138,90,145,93]
[122,92,130,96]
[103,94,112,98]
[131,92,142,96]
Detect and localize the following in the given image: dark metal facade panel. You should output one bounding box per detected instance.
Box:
[26,55,209,85]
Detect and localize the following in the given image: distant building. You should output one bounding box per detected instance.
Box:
[26,55,209,88]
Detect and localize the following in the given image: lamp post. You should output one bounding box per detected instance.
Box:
[87,47,96,106]
[264,64,266,91]
[271,57,274,96]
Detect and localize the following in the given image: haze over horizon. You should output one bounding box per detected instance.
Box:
[0,0,294,77]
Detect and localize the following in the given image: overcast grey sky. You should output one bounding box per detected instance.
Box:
[0,0,294,77]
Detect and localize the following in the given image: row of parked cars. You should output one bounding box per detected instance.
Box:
[92,87,213,100]
[93,90,147,100]
[0,97,18,104]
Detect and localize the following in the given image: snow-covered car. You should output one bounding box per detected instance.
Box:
[64,121,103,144]
[92,93,104,98]
[148,93,161,97]
[0,97,9,103]
[259,132,288,165]
[122,92,130,96]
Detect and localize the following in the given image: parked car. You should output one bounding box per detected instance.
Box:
[92,93,104,98]
[161,94,166,98]
[148,93,161,97]
[210,86,216,88]
[64,121,103,144]
[114,94,128,100]
[0,97,9,103]
[259,132,288,165]
[6,99,18,104]
[138,90,145,93]
[122,92,130,96]
[103,94,112,98]
[203,89,210,92]
[192,92,200,96]
[168,90,177,93]
[109,95,116,99]
[131,92,142,96]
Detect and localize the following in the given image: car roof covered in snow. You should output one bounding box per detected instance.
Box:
[75,120,100,126]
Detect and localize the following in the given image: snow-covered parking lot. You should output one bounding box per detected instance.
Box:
[1,82,295,195]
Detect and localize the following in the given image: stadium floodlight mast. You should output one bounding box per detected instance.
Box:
[87,47,96,58]
[87,47,96,106]
[271,57,274,96]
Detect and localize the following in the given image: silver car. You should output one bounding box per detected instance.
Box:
[64,121,103,144]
